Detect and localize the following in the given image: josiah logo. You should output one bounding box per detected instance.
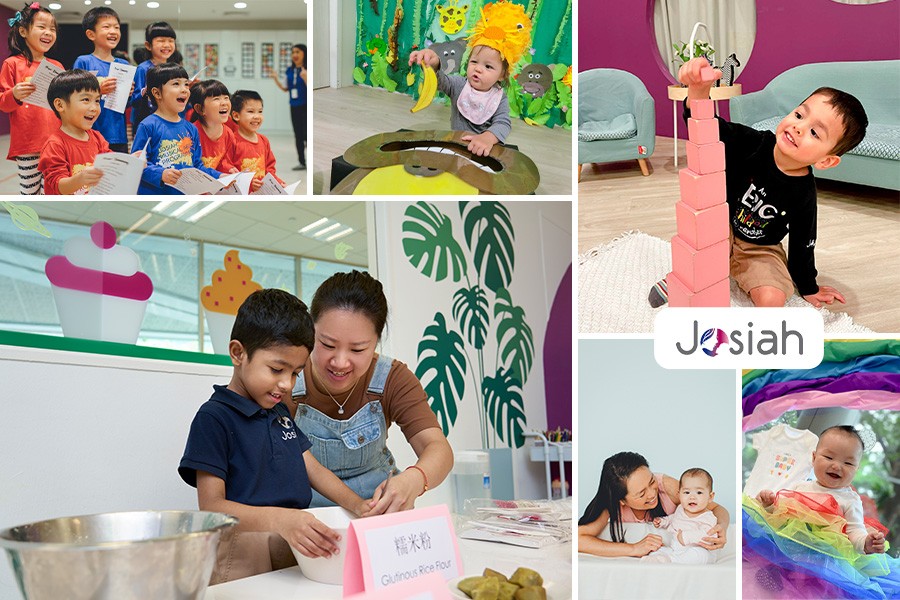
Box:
[654,308,824,369]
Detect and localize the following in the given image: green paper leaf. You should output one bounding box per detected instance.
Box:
[461,202,514,293]
[402,201,468,282]
[452,285,489,349]
[482,367,527,448]
[353,67,366,84]
[416,312,467,436]
[532,112,551,125]
[551,63,568,80]
[494,288,534,385]
[527,95,543,116]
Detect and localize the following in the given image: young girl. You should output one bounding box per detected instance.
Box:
[189,79,237,173]
[131,62,222,194]
[0,3,63,194]
[407,1,531,156]
[577,452,729,558]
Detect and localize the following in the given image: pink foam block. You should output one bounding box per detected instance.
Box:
[687,118,719,144]
[686,141,725,174]
[667,272,730,307]
[679,168,726,210]
[700,65,719,83]
[671,236,730,292]
[690,99,715,120]
[675,201,730,249]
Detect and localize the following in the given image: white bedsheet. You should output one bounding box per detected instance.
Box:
[578,524,736,600]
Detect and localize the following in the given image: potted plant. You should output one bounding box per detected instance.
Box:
[672,39,715,68]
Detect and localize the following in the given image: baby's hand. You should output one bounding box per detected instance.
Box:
[99,77,117,95]
[12,81,36,101]
[757,489,776,507]
[677,57,721,94]
[865,531,886,554]
[803,286,846,308]
[676,530,685,546]
[408,49,439,70]
[462,131,498,157]
[161,168,182,185]
[652,517,663,528]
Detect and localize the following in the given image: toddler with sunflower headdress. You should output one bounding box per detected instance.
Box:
[409,1,532,156]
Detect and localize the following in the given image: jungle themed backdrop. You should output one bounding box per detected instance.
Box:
[353,0,573,128]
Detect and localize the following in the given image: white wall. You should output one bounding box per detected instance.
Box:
[373,201,573,504]
[0,346,231,595]
[576,339,737,522]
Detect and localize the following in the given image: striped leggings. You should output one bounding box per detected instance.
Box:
[15,154,42,195]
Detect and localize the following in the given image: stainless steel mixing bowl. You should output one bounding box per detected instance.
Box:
[0,510,237,600]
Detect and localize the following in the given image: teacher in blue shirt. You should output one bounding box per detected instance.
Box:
[271,43,307,171]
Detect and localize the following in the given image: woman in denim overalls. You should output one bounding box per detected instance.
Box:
[285,271,454,514]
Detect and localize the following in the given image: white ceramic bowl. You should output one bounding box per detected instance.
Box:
[291,506,355,585]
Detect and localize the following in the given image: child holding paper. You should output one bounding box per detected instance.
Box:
[73,7,131,153]
[228,89,284,191]
[131,62,222,195]
[179,289,372,582]
[38,70,110,195]
[131,21,177,131]
[0,3,63,194]
[189,79,237,173]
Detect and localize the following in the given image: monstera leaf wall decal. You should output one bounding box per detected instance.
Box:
[402,201,535,449]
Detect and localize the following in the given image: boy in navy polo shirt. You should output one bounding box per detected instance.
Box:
[179,289,370,583]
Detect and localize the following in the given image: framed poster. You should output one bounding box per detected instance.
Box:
[184,43,200,77]
[278,42,293,73]
[241,42,255,78]
[204,43,219,77]
[261,42,274,78]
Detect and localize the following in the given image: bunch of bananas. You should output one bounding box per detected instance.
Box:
[410,64,437,113]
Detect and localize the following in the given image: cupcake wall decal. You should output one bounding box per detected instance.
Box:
[45,221,153,344]
[202,250,262,354]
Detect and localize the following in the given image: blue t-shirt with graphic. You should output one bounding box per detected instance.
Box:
[132,113,221,195]
[73,54,130,145]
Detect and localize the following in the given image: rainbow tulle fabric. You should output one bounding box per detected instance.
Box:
[742,493,900,599]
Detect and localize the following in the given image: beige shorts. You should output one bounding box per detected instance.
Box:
[210,529,297,584]
[729,231,795,299]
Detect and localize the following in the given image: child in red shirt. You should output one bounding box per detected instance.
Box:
[39,70,110,195]
[189,79,237,173]
[228,89,284,191]
[0,4,64,194]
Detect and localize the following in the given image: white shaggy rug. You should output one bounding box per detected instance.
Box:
[578,231,874,334]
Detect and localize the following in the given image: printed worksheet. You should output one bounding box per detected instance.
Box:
[103,62,137,113]
[88,152,146,195]
[26,60,64,111]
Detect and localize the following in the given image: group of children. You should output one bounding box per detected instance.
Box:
[0,3,284,195]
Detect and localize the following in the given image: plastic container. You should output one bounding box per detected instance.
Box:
[291,506,354,585]
[451,450,491,514]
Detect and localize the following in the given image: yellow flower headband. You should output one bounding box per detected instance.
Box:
[467,1,532,67]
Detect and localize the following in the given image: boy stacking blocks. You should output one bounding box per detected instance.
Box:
[667,98,730,307]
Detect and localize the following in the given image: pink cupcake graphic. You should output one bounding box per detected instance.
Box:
[202,250,262,354]
[45,222,153,344]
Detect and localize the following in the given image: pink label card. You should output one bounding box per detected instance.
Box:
[344,572,452,600]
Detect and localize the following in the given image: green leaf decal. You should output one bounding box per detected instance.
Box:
[402,201,468,282]
[452,285,489,349]
[482,368,526,448]
[353,67,366,84]
[415,312,467,435]
[461,202,514,293]
[494,288,534,385]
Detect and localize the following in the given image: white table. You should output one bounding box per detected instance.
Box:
[206,537,573,599]
[668,84,742,167]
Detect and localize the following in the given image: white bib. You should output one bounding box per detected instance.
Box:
[457,82,504,125]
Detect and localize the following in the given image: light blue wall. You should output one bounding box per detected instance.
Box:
[577,339,737,522]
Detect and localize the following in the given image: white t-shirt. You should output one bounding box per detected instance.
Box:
[743,424,817,497]
[794,481,868,553]
[658,504,718,546]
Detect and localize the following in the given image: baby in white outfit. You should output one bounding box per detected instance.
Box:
[642,468,718,564]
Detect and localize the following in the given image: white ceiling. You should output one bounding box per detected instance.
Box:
[26,0,306,24]
[25,201,368,267]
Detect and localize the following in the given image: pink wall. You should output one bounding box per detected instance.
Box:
[579,0,900,138]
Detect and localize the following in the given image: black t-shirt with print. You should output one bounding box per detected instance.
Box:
[684,103,819,296]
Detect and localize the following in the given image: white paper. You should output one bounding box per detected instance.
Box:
[166,168,227,195]
[215,171,255,195]
[88,152,146,195]
[103,62,137,114]
[250,173,302,195]
[362,515,459,590]
[190,65,210,81]
[26,60,64,111]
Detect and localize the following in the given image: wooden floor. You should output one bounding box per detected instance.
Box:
[578,135,900,332]
[312,85,573,195]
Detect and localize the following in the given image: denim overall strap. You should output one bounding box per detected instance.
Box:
[293,355,399,507]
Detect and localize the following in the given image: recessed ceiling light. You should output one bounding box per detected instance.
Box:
[234,2,247,8]
[129,0,136,4]
[147,1,159,7]
[104,0,112,4]
[299,217,328,233]
[84,0,91,5]
[48,2,61,8]
[325,227,354,242]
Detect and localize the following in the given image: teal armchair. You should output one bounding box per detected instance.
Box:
[578,68,656,178]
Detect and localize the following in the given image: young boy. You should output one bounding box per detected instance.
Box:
[229,89,284,192]
[643,468,718,564]
[756,426,886,555]
[72,7,130,153]
[131,63,222,194]
[179,289,371,582]
[131,21,177,131]
[38,70,109,195]
[650,58,868,309]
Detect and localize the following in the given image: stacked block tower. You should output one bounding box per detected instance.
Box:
[667,94,730,307]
